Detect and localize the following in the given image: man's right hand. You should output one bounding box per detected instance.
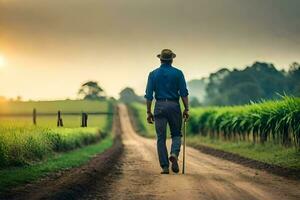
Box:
[182,109,189,121]
[147,112,154,124]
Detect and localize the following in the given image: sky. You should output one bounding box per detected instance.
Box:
[0,0,299,100]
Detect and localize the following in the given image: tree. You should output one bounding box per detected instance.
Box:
[205,68,230,105]
[190,97,202,107]
[287,62,300,96]
[187,78,207,103]
[119,87,143,103]
[78,81,106,100]
[225,82,264,105]
[16,96,22,102]
[203,62,296,106]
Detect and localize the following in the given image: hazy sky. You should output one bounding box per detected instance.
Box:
[0,0,299,100]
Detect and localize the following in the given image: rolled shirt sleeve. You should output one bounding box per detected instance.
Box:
[144,72,154,101]
[178,71,189,97]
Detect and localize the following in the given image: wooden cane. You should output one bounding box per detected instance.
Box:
[182,119,187,174]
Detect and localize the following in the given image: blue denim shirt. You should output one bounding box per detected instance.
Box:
[144,63,189,101]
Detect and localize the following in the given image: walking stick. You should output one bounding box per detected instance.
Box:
[182,119,187,174]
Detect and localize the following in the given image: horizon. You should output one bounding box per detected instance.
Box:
[0,0,299,100]
[0,60,295,101]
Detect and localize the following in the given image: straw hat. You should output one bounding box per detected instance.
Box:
[157,49,176,60]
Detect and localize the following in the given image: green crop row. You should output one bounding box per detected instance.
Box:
[188,96,300,148]
[0,125,107,168]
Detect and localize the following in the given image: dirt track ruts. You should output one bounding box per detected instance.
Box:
[83,104,300,200]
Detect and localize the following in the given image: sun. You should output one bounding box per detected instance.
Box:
[0,55,5,68]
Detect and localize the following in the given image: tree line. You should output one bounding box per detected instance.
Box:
[188,62,300,106]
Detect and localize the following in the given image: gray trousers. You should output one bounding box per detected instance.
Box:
[154,101,182,168]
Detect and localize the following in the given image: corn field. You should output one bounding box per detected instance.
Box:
[189,97,300,149]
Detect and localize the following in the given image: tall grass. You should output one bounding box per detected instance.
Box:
[189,96,300,149]
[0,125,104,168]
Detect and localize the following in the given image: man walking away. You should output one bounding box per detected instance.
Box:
[144,49,189,174]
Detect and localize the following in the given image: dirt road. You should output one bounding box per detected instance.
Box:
[83,104,300,200]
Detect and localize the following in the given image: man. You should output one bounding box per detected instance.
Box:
[144,49,189,174]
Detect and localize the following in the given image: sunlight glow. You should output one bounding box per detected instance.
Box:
[0,55,5,68]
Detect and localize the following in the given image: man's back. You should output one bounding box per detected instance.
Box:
[145,63,188,101]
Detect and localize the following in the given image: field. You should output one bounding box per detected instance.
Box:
[0,100,113,168]
[0,100,109,114]
[129,97,300,169]
[188,96,300,148]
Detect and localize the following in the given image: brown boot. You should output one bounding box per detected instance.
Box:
[169,154,179,173]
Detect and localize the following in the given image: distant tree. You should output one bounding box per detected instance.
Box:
[287,62,300,96]
[78,81,106,100]
[187,78,207,103]
[109,97,117,101]
[244,62,287,98]
[119,87,143,103]
[289,62,300,72]
[205,68,230,105]
[204,62,296,106]
[225,82,264,105]
[16,96,22,102]
[190,97,202,107]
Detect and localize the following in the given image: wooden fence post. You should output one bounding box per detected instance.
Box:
[33,108,37,125]
[85,113,88,127]
[81,112,85,127]
[81,112,88,127]
[57,110,63,127]
[57,111,60,127]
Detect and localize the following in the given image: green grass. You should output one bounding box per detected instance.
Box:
[187,136,300,169]
[0,135,113,194]
[0,99,108,114]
